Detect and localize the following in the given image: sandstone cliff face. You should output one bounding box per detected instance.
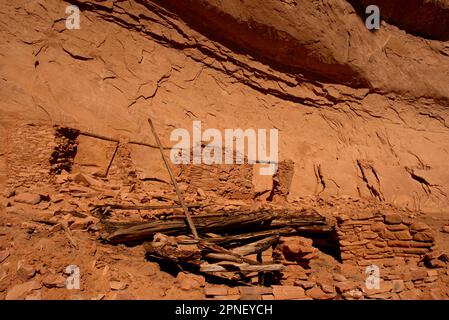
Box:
[1,0,449,213]
[148,0,449,99]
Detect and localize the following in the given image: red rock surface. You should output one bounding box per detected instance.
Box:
[1,0,449,300]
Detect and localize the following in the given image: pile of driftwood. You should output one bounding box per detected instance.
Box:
[93,118,333,284]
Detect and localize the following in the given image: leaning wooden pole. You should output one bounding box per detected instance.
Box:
[103,141,119,177]
[147,117,199,240]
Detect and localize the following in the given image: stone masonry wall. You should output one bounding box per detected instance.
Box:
[5,124,55,189]
[336,211,436,265]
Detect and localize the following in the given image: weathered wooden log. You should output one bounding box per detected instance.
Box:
[204,236,279,264]
[177,228,295,246]
[199,263,284,273]
[198,240,260,265]
[148,117,200,239]
[143,241,202,265]
[104,209,331,244]
[204,253,244,263]
[105,211,274,243]
[93,203,202,211]
[231,236,279,256]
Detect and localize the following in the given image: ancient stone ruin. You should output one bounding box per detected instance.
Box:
[1,0,449,301]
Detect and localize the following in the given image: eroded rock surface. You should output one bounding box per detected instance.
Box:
[1,0,449,300]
